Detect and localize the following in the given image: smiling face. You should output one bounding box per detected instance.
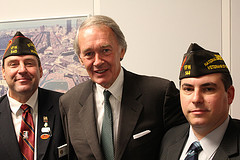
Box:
[78,25,125,88]
[180,73,234,136]
[2,55,43,101]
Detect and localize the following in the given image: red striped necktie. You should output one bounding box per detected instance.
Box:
[19,104,35,160]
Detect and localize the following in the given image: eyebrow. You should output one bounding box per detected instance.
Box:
[182,82,217,88]
[82,48,92,54]
[181,83,192,87]
[201,82,217,87]
[24,58,36,61]
[82,45,112,54]
[100,44,112,49]
[7,57,36,63]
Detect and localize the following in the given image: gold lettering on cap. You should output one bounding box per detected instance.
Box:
[27,43,38,55]
[27,42,35,48]
[185,71,191,75]
[207,64,228,70]
[184,65,191,70]
[10,46,18,54]
[30,49,38,54]
[11,50,17,54]
[204,54,223,66]
[11,46,17,50]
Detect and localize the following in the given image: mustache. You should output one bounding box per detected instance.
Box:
[14,75,32,81]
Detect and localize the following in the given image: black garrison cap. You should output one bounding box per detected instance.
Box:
[179,43,230,80]
[3,31,39,61]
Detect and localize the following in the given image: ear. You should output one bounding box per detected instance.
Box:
[78,56,84,65]
[227,85,235,105]
[39,66,43,78]
[120,48,126,61]
[2,66,6,80]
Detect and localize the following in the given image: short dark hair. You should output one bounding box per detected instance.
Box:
[221,72,233,91]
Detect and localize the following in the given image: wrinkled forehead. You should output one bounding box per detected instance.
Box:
[79,26,118,48]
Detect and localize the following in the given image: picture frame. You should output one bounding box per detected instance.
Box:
[0,15,90,96]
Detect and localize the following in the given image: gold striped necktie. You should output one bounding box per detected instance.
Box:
[19,104,35,160]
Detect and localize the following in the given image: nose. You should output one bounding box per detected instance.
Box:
[93,53,103,66]
[192,89,203,104]
[18,63,27,73]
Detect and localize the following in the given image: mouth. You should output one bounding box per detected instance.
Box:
[15,77,32,82]
[95,69,108,74]
[190,109,209,115]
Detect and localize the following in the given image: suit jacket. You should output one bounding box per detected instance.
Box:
[59,69,186,160]
[0,87,66,160]
[159,118,240,160]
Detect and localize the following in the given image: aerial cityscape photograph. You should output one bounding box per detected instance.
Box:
[0,15,89,96]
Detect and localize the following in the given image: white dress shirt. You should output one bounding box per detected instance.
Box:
[8,89,39,160]
[180,116,229,160]
[94,67,124,148]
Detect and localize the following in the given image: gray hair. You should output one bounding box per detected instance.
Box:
[73,15,127,56]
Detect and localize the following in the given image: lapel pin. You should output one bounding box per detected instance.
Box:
[40,116,52,140]
[23,131,29,139]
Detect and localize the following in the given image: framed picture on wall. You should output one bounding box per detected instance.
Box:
[0,15,90,96]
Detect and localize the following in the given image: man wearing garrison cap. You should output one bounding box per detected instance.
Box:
[0,31,67,160]
[160,43,240,160]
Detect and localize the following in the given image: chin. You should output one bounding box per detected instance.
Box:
[94,78,109,86]
[190,120,208,127]
[16,86,35,93]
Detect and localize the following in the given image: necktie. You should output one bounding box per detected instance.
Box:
[101,90,114,160]
[19,104,35,160]
[184,141,203,160]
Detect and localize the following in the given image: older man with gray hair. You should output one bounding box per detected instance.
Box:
[60,15,185,160]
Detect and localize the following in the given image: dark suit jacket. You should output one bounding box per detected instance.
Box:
[0,87,66,160]
[60,69,186,160]
[159,118,240,160]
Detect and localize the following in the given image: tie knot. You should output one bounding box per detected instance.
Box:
[20,104,31,113]
[188,141,203,154]
[103,90,111,100]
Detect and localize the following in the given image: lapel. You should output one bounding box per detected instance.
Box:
[0,96,22,159]
[213,118,239,160]
[79,81,104,160]
[165,127,188,160]
[115,70,144,160]
[37,88,56,160]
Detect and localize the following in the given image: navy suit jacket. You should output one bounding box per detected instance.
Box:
[60,69,186,160]
[159,118,240,160]
[0,88,66,160]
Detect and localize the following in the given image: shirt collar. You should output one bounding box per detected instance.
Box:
[188,116,229,159]
[8,88,39,114]
[200,116,229,159]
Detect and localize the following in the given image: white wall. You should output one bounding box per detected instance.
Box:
[1,0,239,118]
[0,0,94,21]
[231,0,240,118]
[99,0,222,85]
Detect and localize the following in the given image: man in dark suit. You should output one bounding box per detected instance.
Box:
[59,15,186,160]
[159,43,240,160]
[0,31,67,160]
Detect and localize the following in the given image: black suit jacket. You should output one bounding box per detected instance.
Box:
[159,118,240,160]
[60,69,186,160]
[0,88,66,160]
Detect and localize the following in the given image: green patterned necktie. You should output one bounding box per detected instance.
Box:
[101,90,114,160]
